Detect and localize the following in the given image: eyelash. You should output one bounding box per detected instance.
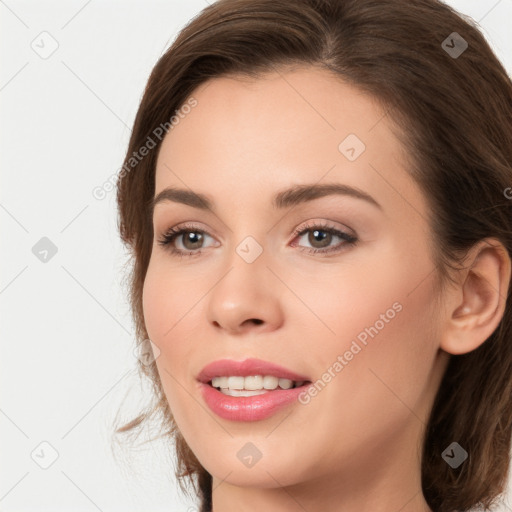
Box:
[156,221,358,258]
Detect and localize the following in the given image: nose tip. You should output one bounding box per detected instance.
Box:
[207,258,284,334]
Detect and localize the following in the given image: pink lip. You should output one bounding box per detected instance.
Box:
[197,358,312,422]
[197,357,310,383]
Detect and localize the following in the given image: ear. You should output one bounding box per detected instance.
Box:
[440,238,511,355]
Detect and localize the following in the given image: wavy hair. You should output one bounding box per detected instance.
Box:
[114,1,512,510]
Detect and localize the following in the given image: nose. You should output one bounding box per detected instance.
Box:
[206,248,284,335]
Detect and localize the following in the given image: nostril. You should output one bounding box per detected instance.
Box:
[251,319,263,325]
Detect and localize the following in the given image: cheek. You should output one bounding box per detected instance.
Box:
[280,254,440,471]
[142,260,194,341]
[320,250,439,419]
[141,262,191,399]
[291,238,439,400]
[141,261,201,401]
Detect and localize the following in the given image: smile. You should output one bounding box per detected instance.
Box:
[210,375,306,396]
[197,358,312,421]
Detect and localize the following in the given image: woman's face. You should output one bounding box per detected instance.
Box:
[143,66,450,499]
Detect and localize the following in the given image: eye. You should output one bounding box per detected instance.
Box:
[291,221,358,256]
[157,221,358,258]
[157,223,217,257]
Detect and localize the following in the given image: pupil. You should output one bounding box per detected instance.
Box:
[184,232,202,249]
[309,229,331,248]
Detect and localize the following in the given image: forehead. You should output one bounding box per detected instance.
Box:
[154,66,427,225]
[158,66,387,158]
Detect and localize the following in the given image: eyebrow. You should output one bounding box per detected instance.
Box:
[150,183,382,214]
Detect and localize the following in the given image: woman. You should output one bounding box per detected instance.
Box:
[115,0,512,510]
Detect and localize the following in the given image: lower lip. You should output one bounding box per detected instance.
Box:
[199,382,309,421]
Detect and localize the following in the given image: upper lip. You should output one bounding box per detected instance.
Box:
[197,358,311,384]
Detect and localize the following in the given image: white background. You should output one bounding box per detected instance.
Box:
[1,1,511,511]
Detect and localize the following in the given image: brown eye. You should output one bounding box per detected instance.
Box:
[157,225,217,256]
[180,231,204,250]
[306,229,333,249]
[292,222,358,256]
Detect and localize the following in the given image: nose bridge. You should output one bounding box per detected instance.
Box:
[221,211,270,273]
[221,230,270,303]
[234,233,266,266]
[205,229,283,333]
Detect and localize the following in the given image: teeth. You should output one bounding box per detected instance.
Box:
[221,388,268,397]
[227,376,244,390]
[278,378,293,389]
[245,375,263,390]
[210,375,302,391]
[263,375,279,390]
[216,376,229,388]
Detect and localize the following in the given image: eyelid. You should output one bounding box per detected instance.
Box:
[156,221,217,241]
[291,218,355,238]
[157,222,218,246]
[157,218,358,258]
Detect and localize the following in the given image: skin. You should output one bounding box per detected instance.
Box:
[142,65,511,512]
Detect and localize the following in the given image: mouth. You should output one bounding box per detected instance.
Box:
[208,375,310,397]
[197,358,313,421]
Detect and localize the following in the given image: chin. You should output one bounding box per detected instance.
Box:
[212,463,302,489]
[194,443,308,489]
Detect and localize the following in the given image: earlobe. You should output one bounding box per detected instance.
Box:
[440,239,511,356]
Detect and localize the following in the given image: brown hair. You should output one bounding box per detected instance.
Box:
[114,1,512,510]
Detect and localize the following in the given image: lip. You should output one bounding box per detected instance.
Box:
[197,357,310,383]
[197,358,312,422]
